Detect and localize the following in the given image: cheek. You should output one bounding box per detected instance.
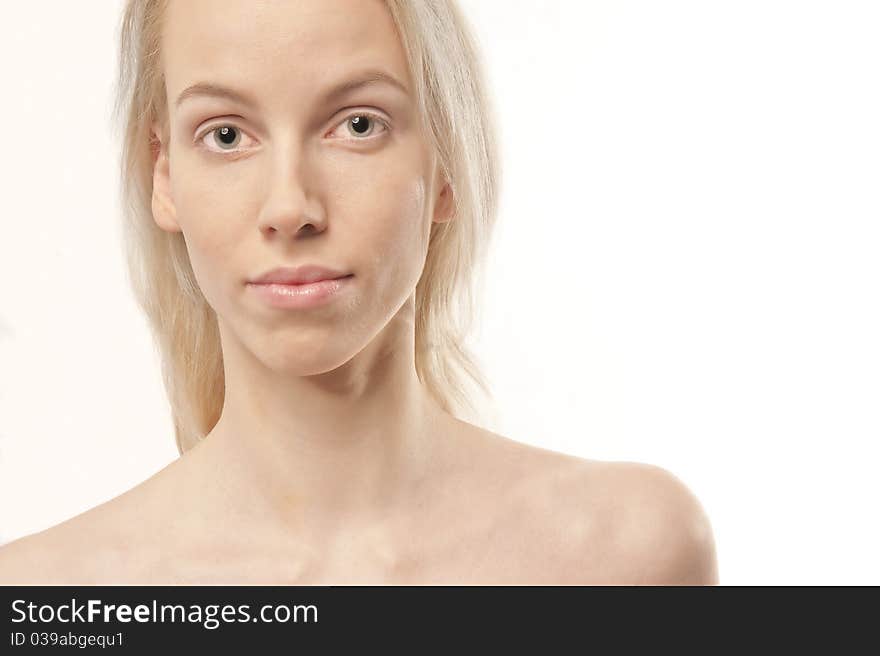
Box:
[172,180,250,304]
[357,175,430,288]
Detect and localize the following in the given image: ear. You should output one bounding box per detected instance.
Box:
[150,122,181,233]
[432,179,454,224]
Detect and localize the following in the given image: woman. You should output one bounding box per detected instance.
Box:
[0,0,718,584]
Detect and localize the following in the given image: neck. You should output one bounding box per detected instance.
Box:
[193,305,450,542]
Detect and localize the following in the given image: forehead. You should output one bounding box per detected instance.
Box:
[162,0,410,107]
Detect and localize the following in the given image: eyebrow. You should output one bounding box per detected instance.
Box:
[174,70,410,110]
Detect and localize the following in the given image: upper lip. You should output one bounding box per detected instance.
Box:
[249,265,352,285]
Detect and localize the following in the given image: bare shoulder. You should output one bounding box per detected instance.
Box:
[589,460,720,585]
[0,513,113,584]
[457,425,718,585]
[0,475,168,584]
[0,530,61,584]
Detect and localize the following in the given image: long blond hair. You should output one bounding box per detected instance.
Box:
[112,0,502,455]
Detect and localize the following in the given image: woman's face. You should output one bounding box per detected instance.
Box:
[151,0,451,373]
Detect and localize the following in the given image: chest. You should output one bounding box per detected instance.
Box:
[287,497,602,585]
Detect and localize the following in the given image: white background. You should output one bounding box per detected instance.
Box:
[1,1,878,585]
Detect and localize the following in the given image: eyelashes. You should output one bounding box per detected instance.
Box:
[194,111,391,158]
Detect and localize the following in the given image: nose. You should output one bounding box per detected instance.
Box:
[257,148,327,238]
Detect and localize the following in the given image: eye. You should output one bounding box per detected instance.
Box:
[195,124,256,156]
[193,110,391,158]
[328,111,391,141]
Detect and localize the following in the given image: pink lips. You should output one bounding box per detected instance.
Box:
[246,267,354,310]
[249,264,351,286]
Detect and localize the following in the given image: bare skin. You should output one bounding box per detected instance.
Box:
[0,416,718,585]
[0,0,719,585]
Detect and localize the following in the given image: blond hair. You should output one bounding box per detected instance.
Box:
[112,0,502,454]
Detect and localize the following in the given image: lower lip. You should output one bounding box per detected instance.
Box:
[247,275,354,309]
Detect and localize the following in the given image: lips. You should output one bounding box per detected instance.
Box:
[249,265,352,285]
[247,273,354,310]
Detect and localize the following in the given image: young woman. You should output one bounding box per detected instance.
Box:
[0,0,717,584]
